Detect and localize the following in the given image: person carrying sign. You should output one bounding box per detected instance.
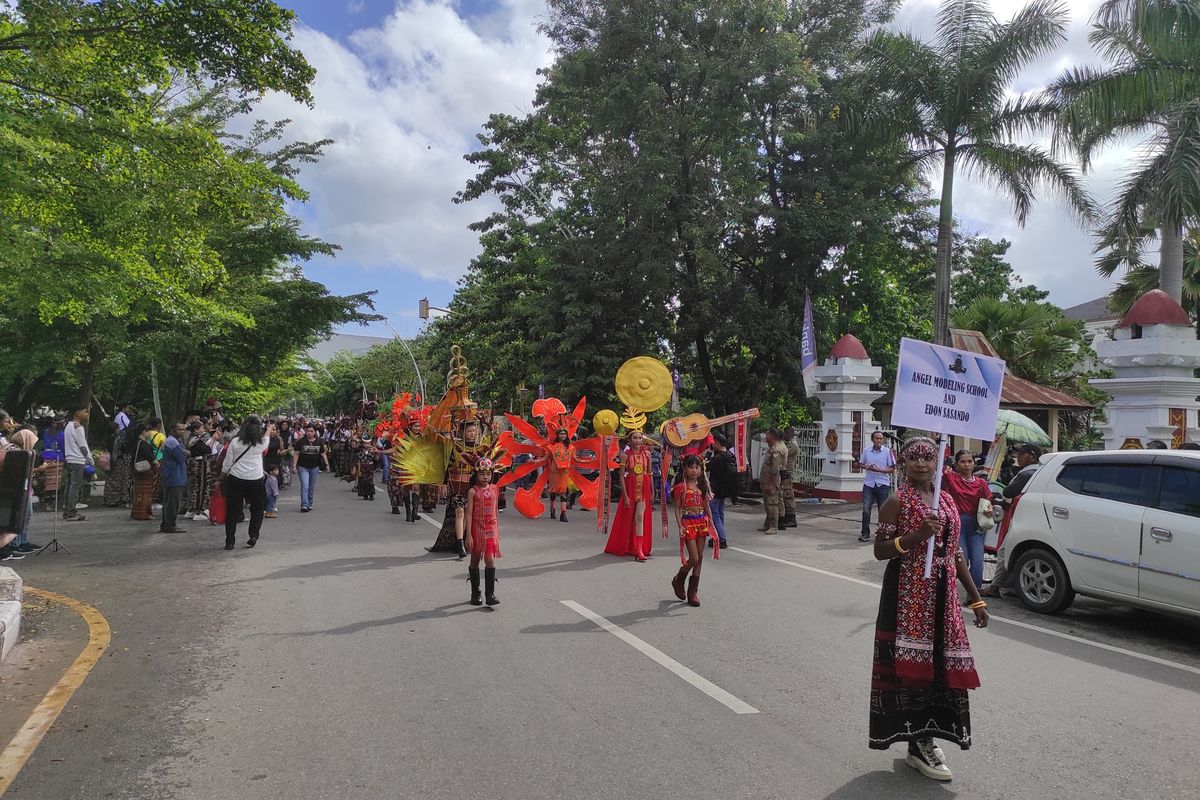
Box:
[868,436,989,781]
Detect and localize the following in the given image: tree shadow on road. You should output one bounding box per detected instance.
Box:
[210,553,457,586]
[519,600,687,636]
[260,602,482,637]
[822,763,958,799]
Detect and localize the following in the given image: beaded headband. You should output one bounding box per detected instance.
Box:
[899,437,937,460]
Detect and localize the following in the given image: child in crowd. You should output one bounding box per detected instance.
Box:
[355,435,377,500]
[670,454,719,607]
[465,459,502,607]
[265,465,280,519]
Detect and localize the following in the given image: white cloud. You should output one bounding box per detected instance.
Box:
[893,0,1143,308]
[269,0,1144,310]
[253,0,552,281]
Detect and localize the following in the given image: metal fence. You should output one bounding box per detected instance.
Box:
[793,422,823,487]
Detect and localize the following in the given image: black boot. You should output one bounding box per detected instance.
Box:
[457,539,468,560]
[559,509,567,522]
[485,567,499,606]
[468,567,483,606]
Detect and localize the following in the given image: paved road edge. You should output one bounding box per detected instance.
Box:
[0,587,111,796]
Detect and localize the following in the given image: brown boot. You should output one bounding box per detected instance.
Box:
[687,575,700,607]
[671,566,690,600]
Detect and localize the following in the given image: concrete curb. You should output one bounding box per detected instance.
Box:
[0,566,23,663]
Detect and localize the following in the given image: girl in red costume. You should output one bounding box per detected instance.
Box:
[604,429,659,561]
[546,427,573,522]
[465,459,502,607]
[670,455,719,606]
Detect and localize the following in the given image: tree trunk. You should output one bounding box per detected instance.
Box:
[1159,221,1185,304]
[934,149,957,346]
[78,342,99,411]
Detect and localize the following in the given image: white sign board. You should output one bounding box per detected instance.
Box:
[891,338,1005,442]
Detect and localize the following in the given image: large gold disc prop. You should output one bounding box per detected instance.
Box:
[614,357,672,432]
[593,409,619,436]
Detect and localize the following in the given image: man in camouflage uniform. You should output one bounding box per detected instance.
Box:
[780,427,800,529]
[759,429,788,534]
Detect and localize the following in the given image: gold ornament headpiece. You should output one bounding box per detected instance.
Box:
[614,357,672,432]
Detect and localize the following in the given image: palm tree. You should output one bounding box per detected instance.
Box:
[1050,0,1200,305]
[951,297,1088,385]
[1109,229,1200,318]
[859,0,1094,346]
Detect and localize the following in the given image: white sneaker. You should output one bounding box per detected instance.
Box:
[906,739,952,781]
[76,502,89,510]
[152,504,163,512]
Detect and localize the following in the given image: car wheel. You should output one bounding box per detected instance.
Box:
[1014,548,1075,614]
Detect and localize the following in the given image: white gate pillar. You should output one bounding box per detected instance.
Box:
[813,334,886,501]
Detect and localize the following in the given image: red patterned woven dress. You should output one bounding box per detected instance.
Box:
[469,483,502,559]
[869,481,980,751]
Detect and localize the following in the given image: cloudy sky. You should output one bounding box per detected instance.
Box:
[269,0,1130,339]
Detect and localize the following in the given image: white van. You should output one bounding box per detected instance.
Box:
[997,450,1200,618]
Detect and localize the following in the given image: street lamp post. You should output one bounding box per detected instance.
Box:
[381,320,427,403]
[419,298,454,319]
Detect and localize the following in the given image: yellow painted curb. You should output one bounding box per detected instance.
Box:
[0,588,111,796]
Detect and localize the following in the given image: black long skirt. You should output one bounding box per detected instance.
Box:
[869,557,972,750]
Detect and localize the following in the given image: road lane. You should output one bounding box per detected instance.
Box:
[5,485,1196,799]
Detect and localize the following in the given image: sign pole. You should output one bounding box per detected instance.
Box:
[925,433,945,579]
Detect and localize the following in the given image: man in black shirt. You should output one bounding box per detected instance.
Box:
[707,433,739,549]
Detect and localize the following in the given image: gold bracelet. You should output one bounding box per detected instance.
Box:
[893,537,908,554]
[968,600,987,609]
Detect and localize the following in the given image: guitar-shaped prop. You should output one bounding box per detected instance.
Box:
[663,408,760,448]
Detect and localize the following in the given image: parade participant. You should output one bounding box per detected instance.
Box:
[670,454,719,606]
[868,437,988,782]
[465,458,502,606]
[942,449,993,590]
[604,430,659,561]
[546,427,574,522]
[401,419,424,522]
[293,424,330,512]
[355,433,378,500]
[439,418,486,557]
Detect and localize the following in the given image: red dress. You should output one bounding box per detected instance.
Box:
[469,484,501,558]
[604,446,655,557]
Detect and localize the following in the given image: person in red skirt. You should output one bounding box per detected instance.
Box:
[465,458,502,607]
[603,429,659,561]
[669,455,719,606]
[868,436,989,782]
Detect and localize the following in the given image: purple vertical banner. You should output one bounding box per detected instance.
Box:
[538,383,545,399]
[800,291,818,397]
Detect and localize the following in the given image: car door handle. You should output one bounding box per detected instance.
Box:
[1052,507,1069,519]
[1150,527,1173,542]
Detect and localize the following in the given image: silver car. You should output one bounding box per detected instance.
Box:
[996,450,1200,618]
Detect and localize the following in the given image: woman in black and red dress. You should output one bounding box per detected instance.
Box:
[869,437,989,782]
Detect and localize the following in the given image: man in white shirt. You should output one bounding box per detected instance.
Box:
[856,430,895,542]
[114,402,131,434]
[62,404,93,520]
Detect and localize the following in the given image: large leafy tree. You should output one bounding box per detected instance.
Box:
[445,0,925,423]
[858,0,1094,346]
[1108,229,1200,320]
[1050,0,1200,304]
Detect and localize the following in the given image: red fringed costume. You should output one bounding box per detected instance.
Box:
[469,483,502,559]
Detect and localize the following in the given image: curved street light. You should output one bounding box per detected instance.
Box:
[381,320,427,404]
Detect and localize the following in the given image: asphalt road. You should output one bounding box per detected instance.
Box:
[3,481,1198,800]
